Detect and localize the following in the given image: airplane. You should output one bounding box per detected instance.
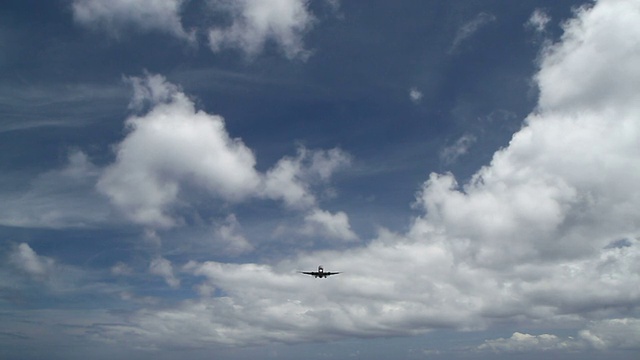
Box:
[300,265,340,278]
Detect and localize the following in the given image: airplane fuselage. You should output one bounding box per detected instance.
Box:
[301,265,340,278]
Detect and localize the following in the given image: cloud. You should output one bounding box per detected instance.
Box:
[439,133,477,164]
[71,0,194,41]
[97,73,262,228]
[478,332,584,352]
[111,262,133,276]
[213,214,254,255]
[421,0,640,269]
[479,319,640,352]
[90,0,640,349]
[0,150,110,228]
[149,257,180,288]
[4,243,107,297]
[409,87,423,103]
[263,147,350,209]
[9,243,55,279]
[0,82,127,133]
[207,0,316,59]
[99,73,352,235]
[70,0,331,59]
[526,9,551,33]
[536,1,640,113]
[579,318,640,350]
[449,12,496,53]
[303,209,358,241]
[263,151,317,209]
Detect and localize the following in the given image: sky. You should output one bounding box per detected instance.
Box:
[1,0,640,359]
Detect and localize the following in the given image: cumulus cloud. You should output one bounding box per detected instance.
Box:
[207,0,315,59]
[71,0,194,41]
[449,12,496,53]
[536,2,640,113]
[97,73,261,228]
[90,0,640,350]
[99,73,353,239]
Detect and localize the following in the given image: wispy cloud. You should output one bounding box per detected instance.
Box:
[526,9,551,33]
[0,82,127,133]
[449,12,496,53]
[0,150,110,228]
[149,257,180,288]
[439,133,476,164]
[71,0,195,41]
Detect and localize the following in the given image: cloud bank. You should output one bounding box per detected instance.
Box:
[449,12,496,53]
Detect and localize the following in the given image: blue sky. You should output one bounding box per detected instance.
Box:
[2,0,640,359]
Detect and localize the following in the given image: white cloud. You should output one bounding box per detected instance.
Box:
[263,147,350,209]
[72,0,194,41]
[207,0,315,59]
[9,243,55,278]
[303,209,358,241]
[263,151,316,209]
[213,214,254,255]
[409,87,423,103]
[149,257,180,288]
[70,0,334,60]
[536,2,640,113]
[526,9,551,33]
[90,0,640,349]
[449,12,496,53]
[126,72,182,111]
[98,73,355,249]
[97,74,261,228]
[479,332,584,352]
[479,319,640,353]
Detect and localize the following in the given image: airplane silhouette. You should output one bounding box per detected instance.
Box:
[300,265,340,278]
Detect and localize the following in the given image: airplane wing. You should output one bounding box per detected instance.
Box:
[324,272,341,276]
[300,271,318,276]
